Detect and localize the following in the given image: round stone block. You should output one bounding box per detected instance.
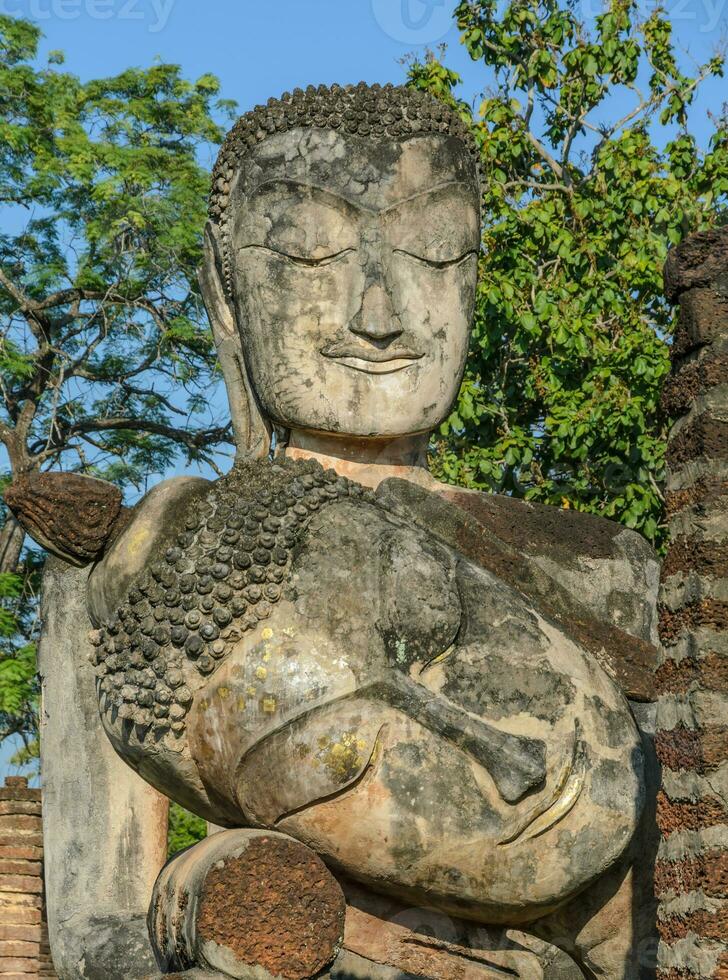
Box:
[148,828,345,979]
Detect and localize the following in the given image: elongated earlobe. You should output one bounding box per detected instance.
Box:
[199,221,271,461]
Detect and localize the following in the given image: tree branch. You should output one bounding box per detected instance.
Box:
[31,416,234,461]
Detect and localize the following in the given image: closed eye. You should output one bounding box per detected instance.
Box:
[393,248,478,270]
[242,244,356,268]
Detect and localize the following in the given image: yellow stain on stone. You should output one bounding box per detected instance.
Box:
[218,686,230,700]
[261,627,274,640]
[262,650,271,663]
[237,696,247,711]
[247,686,256,697]
[316,730,368,785]
[127,525,151,557]
[262,697,277,714]
[255,666,267,681]
[199,699,210,712]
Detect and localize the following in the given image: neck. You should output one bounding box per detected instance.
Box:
[284,430,434,490]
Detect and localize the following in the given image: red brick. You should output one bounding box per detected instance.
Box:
[0,891,42,908]
[0,860,42,877]
[0,925,42,942]
[658,906,728,942]
[0,846,43,861]
[0,908,42,926]
[0,958,39,972]
[660,599,728,646]
[0,815,42,832]
[655,850,728,898]
[656,652,728,696]
[0,788,40,804]
[0,875,44,895]
[0,801,42,818]
[0,833,44,849]
[655,725,728,773]
[0,940,39,958]
[656,790,728,835]
[665,479,728,517]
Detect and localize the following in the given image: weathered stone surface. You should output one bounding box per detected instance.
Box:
[4,471,124,566]
[664,227,728,302]
[198,837,345,979]
[657,790,728,835]
[341,899,583,980]
[18,80,661,980]
[382,477,660,698]
[671,289,728,358]
[662,350,728,417]
[658,225,728,980]
[149,829,345,979]
[38,560,168,980]
[88,453,642,924]
[656,652,728,695]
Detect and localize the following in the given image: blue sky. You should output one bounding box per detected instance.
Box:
[3,0,726,144]
[1,0,726,781]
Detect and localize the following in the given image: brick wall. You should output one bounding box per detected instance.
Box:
[0,777,56,978]
[657,227,728,980]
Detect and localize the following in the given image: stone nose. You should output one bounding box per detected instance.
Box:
[349,278,403,345]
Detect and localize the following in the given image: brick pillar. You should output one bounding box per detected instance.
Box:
[657,227,728,980]
[0,777,56,979]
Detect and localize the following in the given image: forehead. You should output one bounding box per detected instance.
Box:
[230,128,479,212]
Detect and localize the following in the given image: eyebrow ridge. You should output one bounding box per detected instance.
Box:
[248,178,469,215]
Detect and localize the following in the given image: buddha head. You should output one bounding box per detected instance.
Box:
[200,83,481,453]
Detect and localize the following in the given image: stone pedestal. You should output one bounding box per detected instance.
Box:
[0,776,56,979]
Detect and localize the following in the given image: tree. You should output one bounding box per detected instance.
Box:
[0,482,41,763]
[0,14,236,757]
[409,0,727,547]
[168,803,207,857]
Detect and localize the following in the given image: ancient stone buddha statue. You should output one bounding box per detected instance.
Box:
[7,83,660,980]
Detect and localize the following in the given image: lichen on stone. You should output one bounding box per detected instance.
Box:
[90,457,371,741]
[208,82,481,294]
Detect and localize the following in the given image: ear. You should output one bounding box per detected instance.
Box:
[200,221,271,461]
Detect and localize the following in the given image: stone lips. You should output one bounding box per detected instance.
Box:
[91,457,372,742]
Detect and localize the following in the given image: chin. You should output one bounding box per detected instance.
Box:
[298,415,441,440]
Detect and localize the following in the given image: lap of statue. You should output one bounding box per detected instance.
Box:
[85,455,646,927]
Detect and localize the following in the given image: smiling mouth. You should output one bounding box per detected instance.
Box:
[331,355,422,375]
[321,345,424,375]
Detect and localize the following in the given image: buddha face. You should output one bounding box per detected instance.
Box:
[224,128,480,438]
